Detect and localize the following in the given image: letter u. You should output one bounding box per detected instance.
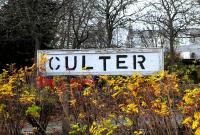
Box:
[65,56,77,70]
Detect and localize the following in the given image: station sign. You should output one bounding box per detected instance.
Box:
[37,48,163,76]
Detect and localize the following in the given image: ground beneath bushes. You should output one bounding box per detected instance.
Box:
[21,113,183,135]
[22,120,62,135]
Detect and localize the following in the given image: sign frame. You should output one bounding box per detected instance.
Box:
[37,48,164,76]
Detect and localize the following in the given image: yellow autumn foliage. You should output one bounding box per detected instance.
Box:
[1,63,200,135]
[181,88,200,134]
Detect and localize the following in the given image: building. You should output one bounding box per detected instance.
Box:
[126,26,200,59]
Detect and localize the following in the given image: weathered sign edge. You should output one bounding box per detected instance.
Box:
[37,48,164,76]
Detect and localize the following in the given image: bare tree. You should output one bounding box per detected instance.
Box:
[56,0,95,49]
[143,0,196,65]
[191,1,200,27]
[94,0,137,48]
[56,0,145,49]
[140,25,167,48]
[71,0,95,49]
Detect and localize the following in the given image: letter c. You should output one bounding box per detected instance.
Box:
[49,57,60,70]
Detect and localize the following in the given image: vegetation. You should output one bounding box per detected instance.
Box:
[0,0,200,134]
[0,63,199,135]
[1,0,199,68]
[0,0,60,69]
[0,64,59,134]
[142,0,196,65]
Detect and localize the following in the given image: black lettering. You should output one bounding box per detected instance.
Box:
[99,56,111,71]
[138,55,145,69]
[65,56,77,70]
[49,57,54,70]
[49,57,60,70]
[55,57,60,70]
[116,55,128,69]
[82,56,93,70]
[133,55,136,69]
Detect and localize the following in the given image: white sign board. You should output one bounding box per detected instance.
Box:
[37,48,163,76]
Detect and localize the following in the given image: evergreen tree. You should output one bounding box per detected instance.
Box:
[0,0,60,69]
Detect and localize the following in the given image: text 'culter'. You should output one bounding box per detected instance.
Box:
[48,54,146,71]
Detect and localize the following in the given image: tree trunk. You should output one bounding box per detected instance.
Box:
[34,36,40,64]
[106,21,113,48]
[107,31,112,48]
[66,6,72,49]
[169,37,175,65]
[169,20,175,66]
[62,77,71,135]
